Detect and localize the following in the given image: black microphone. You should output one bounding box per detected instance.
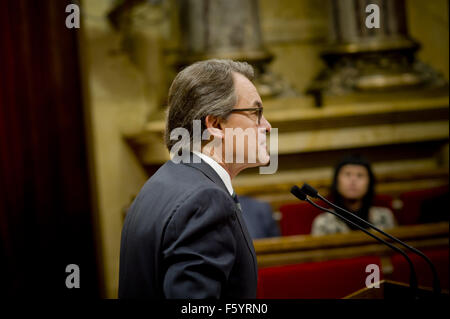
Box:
[300,183,441,295]
[290,185,419,298]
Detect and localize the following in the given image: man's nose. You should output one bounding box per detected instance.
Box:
[260,115,271,133]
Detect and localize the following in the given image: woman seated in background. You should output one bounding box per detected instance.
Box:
[311,154,396,236]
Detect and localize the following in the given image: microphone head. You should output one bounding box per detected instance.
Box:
[301,183,319,198]
[290,185,307,201]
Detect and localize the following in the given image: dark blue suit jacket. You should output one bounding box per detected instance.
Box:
[118,153,258,298]
[238,196,280,239]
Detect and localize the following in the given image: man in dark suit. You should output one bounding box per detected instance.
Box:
[119,59,272,298]
[238,195,280,239]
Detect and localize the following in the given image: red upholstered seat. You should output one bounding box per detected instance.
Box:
[389,248,449,290]
[396,185,449,225]
[278,201,323,236]
[373,194,393,209]
[278,194,393,236]
[257,256,383,299]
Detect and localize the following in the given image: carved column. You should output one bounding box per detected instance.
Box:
[176,0,295,98]
[308,0,446,106]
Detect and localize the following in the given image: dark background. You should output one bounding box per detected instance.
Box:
[0,0,101,298]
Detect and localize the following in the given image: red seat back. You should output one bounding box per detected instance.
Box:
[257,256,383,299]
[397,185,449,225]
[373,194,393,210]
[389,247,449,290]
[278,201,323,236]
[279,194,393,236]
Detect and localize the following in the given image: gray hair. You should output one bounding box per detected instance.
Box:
[164,59,254,150]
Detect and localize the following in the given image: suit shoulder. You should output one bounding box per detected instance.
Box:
[175,186,236,217]
[163,187,237,243]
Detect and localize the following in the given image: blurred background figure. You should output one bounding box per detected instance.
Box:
[311,155,396,235]
[238,195,280,239]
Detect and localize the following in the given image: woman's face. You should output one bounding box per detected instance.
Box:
[336,164,370,201]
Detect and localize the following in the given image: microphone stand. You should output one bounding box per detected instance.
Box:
[301,183,441,295]
[291,186,419,298]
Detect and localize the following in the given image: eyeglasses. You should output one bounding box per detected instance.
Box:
[228,107,263,125]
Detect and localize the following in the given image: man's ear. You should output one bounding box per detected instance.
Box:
[204,115,224,139]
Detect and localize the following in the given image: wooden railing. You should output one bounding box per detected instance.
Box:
[253,222,449,268]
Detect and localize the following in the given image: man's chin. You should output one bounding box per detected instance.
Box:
[256,152,270,166]
[242,156,270,168]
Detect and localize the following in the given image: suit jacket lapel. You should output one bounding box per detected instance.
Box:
[233,204,258,277]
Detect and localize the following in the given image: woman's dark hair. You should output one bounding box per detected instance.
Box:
[329,154,376,229]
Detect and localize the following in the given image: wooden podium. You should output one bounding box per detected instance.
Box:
[344,280,450,299]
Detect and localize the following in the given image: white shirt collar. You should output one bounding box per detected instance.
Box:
[192,151,234,196]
